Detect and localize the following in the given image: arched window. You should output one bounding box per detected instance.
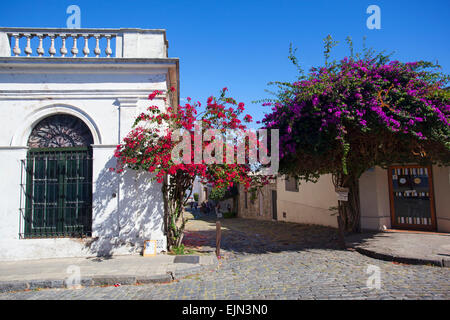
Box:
[21,114,93,238]
[27,114,94,148]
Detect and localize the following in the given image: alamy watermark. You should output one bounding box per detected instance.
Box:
[66,5,81,29]
[171,124,279,175]
[366,264,381,289]
[65,265,82,289]
[366,5,381,30]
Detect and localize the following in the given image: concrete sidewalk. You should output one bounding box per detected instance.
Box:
[0,254,217,293]
[346,230,450,267]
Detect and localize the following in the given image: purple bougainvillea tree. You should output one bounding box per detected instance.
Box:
[262,35,450,233]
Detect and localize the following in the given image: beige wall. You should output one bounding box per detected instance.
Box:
[359,165,450,233]
[431,166,450,232]
[359,167,391,231]
[276,175,338,228]
[237,165,450,233]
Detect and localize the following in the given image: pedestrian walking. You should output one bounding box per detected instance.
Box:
[215,203,222,219]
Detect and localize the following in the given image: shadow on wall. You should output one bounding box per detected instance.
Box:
[88,156,164,257]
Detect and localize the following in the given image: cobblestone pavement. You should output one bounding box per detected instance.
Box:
[1,215,449,300]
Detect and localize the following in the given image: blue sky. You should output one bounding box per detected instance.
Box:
[1,0,449,124]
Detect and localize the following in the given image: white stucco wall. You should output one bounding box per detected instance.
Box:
[0,57,177,260]
[120,30,168,58]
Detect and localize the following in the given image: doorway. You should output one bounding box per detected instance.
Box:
[272,190,277,220]
[388,165,437,231]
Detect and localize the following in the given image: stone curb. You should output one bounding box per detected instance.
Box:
[353,247,450,268]
[0,257,220,293]
[171,265,204,279]
[0,273,172,293]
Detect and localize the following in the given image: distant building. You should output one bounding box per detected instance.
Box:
[238,180,277,221]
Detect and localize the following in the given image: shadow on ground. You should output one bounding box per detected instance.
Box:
[182,209,343,256]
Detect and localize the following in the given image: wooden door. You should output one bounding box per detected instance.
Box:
[272,190,277,220]
[388,165,437,231]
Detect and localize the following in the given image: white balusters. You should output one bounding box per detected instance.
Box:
[37,34,44,57]
[24,34,32,56]
[82,35,90,57]
[94,35,101,57]
[105,35,112,58]
[71,34,79,57]
[48,34,56,57]
[12,34,21,56]
[60,35,68,57]
[6,30,116,58]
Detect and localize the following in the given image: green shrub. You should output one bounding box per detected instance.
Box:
[172,244,185,255]
[209,187,226,201]
[193,193,199,201]
[223,211,237,219]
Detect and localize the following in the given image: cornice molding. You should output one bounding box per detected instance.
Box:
[0,89,166,101]
[116,96,139,108]
[0,57,179,69]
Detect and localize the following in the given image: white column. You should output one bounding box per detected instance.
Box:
[121,31,139,58]
[0,32,10,57]
[116,97,139,143]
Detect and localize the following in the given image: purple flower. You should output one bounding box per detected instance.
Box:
[312,96,319,106]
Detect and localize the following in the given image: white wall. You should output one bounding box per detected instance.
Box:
[0,61,173,260]
[121,30,168,58]
[90,146,165,257]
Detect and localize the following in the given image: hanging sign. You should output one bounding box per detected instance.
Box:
[335,187,349,202]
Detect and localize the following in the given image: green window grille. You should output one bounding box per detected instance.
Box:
[20,147,93,238]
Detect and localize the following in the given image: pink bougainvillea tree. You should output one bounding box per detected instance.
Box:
[113,87,267,249]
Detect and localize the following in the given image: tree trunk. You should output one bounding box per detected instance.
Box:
[162,174,192,251]
[162,178,170,250]
[332,173,361,233]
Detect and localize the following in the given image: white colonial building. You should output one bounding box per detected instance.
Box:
[0,27,179,260]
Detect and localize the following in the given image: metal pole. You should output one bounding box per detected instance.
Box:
[216,220,221,258]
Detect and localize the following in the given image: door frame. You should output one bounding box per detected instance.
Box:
[387,164,437,231]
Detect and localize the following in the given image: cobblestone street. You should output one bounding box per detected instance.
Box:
[1,215,449,300]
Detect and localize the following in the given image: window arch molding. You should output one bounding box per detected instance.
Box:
[27,114,94,148]
[11,104,102,147]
